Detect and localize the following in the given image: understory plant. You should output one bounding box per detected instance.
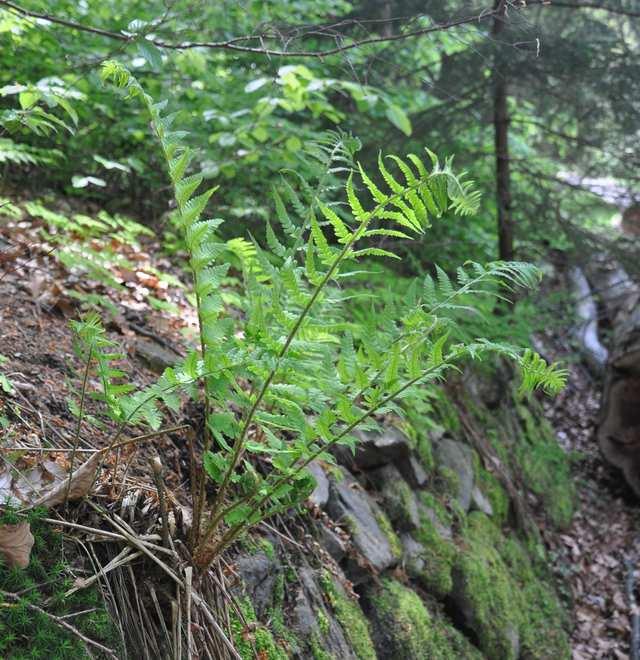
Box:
[72,61,567,571]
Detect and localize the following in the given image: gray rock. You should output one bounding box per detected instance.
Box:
[326,468,401,575]
[400,533,426,574]
[433,437,475,511]
[398,454,429,489]
[291,567,357,660]
[235,552,279,619]
[471,485,494,516]
[135,339,179,374]
[307,461,330,508]
[369,464,420,531]
[464,368,504,408]
[317,524,348,562]
[332,427,411,471]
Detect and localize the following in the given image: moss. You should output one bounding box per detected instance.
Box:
[320,571,376,660]
[375,510,403,559]
[317,609,330,636]
[417,440,435,472]
[500,538,570,659]
[230,597,288,660]
[269,573,301,656]
[241,536,276,560]
[368,579,433,659]
[454,512,570,660]
[368,578,481,659]
[411,506,456,597]
[516,402,575,529]
[472,452,510,526]
[430,613,484,660]
[435,465,460,498]
[419,492,453,527]
[0,508,119,659]
[453,513,521,659]
[310,633,333,660]
[432,392,462,434]
[380,478,417,531]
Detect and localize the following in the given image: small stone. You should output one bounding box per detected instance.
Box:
[471,485,494,516]
[307,461,330,508]
[318,524,347,562]
[398,454,428,489]
[400,533,426,574]
[433,437,475,511]
[135,338,179,374]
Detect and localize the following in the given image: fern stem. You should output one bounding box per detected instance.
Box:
[197,170,443,550]
[65,345,92,505]
[200,361,448,563]
[202,233,358,537]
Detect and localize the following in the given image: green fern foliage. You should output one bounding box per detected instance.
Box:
[97,61,567,564]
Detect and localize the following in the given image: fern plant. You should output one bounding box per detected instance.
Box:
[96,60,566,570]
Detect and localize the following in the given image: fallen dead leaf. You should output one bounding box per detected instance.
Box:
[0,521,34,568]
[33,452,101,508]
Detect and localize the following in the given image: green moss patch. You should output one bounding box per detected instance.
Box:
[516,402,575,529]
[367,578,484,659]
[320,571,376,660]
[412,502,456,597]
[0,508,118,660]
[453,512,570,660]
[230,597,288,660]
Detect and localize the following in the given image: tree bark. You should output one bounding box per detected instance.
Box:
[591,259,640,495]
[492,1,514,262]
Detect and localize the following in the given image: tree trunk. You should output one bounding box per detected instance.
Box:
[591,259,640,495]
[492,1,513,262]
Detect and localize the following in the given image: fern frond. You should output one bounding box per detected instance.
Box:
[518,349,568,395]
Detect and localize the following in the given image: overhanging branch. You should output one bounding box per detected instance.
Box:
[0,0,540,58]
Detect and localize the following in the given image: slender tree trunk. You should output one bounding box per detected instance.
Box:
[492,1,513,262]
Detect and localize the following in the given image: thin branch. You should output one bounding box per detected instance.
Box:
[0,0,539,58]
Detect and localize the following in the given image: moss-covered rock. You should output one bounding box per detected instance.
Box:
[366,578,435,659]
[451,512,570,660]
[452,513,521,659]
[320,571,377,660]
[500,537,571,659]
[366,578,482,659]
[230,597,288,660]
[515,402,575,529]
[370,464,420,531]
[410,500,457,597]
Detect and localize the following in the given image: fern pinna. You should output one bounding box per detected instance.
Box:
[98,61,566,568]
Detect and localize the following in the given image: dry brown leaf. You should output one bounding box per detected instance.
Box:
[0,521,34,568]
[33,452,101,508]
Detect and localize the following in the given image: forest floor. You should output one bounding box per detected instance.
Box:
[543,354,640,659]
[1,198,639,659]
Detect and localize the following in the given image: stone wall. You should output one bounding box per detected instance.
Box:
[228,380,574,659]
